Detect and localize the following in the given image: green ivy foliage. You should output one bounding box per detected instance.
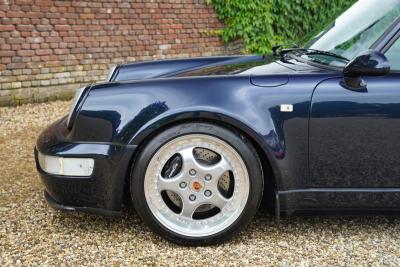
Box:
[205,0,357,53]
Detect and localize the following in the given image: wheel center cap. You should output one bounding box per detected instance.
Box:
[190,180,204,192]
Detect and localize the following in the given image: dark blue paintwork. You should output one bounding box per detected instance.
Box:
[310,74,400,188]
[343,50,391,77]
[35,20,400,216]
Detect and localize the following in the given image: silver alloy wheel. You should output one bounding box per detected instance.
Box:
[144,134,250,237]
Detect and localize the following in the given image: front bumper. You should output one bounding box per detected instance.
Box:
[35,118,137,215]
[43,190,121,217]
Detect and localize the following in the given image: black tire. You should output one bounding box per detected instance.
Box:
[130,123,263,246]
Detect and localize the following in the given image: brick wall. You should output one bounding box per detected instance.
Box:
[0,0,240,106]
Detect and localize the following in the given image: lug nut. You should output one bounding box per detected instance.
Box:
[205,174,212,181]
[179,182,187,188]
[189,169,196,175]
[204,190,212,197]
[189,194,196,201]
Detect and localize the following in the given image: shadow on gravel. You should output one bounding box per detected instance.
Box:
[48,205,400,246]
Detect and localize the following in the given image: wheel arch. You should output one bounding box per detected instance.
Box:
[124,112,279,211]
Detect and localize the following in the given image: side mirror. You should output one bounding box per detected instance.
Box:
[342,50,390,89]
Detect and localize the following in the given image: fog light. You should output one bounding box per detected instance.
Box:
[38,152,94,177]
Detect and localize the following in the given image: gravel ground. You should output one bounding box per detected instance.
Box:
[1,101,400,266]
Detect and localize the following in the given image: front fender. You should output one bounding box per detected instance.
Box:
[126,108,283,180]
[73,75,320,191]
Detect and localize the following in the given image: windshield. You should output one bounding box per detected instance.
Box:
[303,0,400,67]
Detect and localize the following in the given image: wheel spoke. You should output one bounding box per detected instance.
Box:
[178,146,202,175]
[178,146,232,180]
[180,198,198,218]
[209,156,231,179]
[208,191,229,209]
[157,173,183,192]
[206,156,232,188]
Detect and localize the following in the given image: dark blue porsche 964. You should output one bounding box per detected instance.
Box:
[35,0,400,245]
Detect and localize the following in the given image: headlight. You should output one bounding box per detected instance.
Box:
[67,87,87,129]
[38,151,94,176]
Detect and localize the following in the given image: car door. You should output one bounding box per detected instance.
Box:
[309,39,400,188]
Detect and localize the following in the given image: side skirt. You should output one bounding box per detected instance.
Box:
[276,188,400,217]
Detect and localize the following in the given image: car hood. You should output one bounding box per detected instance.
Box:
[110,55,327,82]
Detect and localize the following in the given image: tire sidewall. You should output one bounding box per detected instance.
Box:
[131,123,263,245]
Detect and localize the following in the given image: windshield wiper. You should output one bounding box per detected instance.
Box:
[272,43,300,56]
[279,48,349,62]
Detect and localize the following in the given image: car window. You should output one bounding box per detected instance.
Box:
[386,37,400,71]
[307,0,400,63]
